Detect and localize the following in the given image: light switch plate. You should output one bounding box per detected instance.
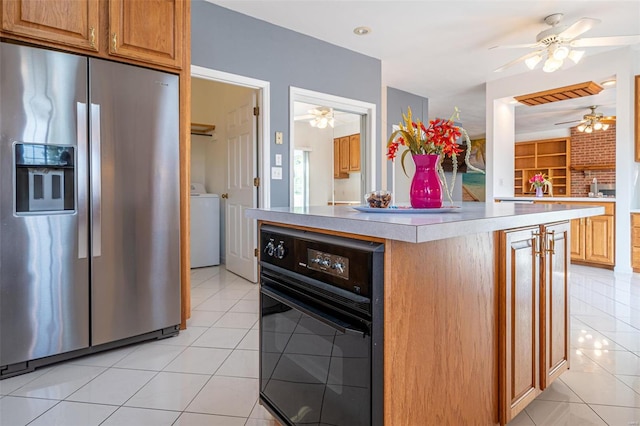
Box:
[272,167,283,179]
[275,132,283,144]
[275,154,282,166]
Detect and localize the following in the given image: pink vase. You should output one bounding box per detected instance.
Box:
[410,154,443,208]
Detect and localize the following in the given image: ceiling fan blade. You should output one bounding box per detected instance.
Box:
[494,50,543,72]
[489,43,540,50]
[554,119,582,125]
[557,17,601,40]
[570,34,640,47]
[294,114,315,120]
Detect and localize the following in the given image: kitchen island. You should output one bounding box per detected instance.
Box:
[247,202,604,425]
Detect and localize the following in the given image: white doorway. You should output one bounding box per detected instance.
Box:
[289,87,377,207]
[190,66,270,283]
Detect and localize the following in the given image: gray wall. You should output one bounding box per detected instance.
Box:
[192,1,382,207]
[386,87,429,189]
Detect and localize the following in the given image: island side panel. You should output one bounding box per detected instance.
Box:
[383,232,499,425]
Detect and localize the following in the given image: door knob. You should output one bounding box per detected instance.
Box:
[221,193,229,199]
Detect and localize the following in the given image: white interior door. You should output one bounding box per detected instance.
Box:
[225,91,258,282]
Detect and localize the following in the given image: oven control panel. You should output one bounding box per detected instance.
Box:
[307,248,349,280]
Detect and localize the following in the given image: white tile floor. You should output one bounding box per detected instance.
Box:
[0,264,638,425]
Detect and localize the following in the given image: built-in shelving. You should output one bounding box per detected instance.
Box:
[514,137,570,196]
[190,122,216,137]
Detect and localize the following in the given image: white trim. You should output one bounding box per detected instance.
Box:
[289,87,377,207]
[191,65,271,209]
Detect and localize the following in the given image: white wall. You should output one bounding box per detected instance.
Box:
[486,47,639,273]
[191,78,256,264]
[293,122,334,206]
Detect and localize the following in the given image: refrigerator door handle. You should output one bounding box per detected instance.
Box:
[77,102,88,259]
[90,103,102,257]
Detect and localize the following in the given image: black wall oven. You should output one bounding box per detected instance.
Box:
[259,225,384,426]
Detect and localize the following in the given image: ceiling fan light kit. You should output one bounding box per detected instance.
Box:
[493,13,640,73]
[574,106,612,133]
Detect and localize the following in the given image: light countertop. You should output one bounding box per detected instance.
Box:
[247,202,604,244]
[496,196,616,203]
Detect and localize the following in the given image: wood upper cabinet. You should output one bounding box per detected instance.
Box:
[109,0,183,69]
[348,134,360,171]
[2,0,184,70]
[333,134,360,178]
[2,0,100,51]
[499,221,570,424]
[339,136,350,174]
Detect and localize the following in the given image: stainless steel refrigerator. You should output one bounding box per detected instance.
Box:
[0,42,181,376]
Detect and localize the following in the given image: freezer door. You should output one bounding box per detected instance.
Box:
[89,59,180,345]
[0,43,90,366]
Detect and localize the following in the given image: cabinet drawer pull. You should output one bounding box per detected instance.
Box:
[532,231,543,257]
[546,230,555,255]
[89,27,96,48]
[112,33,118,52]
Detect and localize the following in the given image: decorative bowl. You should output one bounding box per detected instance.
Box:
[364,190,392,208]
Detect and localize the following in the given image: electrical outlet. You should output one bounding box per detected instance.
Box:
[275,154,282,166]
[272,167,283,180]
[275,132,283,144]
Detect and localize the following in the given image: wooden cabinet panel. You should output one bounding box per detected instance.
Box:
[2,0,99,51]
[585,215,614,265]
[536,201,614,268]
[333,138,347,179]
[338,136,349,174]
[109,0,183,69]
[540,222,569,389]
[632,214,640,272]
[499,221,569,424]
[348,134,360,171]
[570,218,586,261]
[499,226,541,423]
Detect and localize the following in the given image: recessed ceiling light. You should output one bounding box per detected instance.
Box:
[601,79,616,87]
[353,26,371,36]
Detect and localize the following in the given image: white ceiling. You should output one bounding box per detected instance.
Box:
[208,0,640,137]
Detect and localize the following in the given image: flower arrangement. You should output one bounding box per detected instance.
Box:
[387,106,484,204]
[529,172,553,196]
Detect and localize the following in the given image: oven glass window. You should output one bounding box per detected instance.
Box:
[261,292,371,426]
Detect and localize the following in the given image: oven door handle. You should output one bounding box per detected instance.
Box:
[261,286,368,338]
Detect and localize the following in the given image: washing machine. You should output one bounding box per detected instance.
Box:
[190,183,220,268]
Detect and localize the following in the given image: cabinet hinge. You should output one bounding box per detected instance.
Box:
[254,177,260,187]
[253,106,259,116]
[254,248,258,257]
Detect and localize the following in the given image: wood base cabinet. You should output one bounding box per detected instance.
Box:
[632,214,640,272]
[499,222,569,424]
[535,201,614,269]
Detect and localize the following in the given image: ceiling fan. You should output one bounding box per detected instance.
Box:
[493,13,640,73]
[554,105,616,132]
[295,107,335,128]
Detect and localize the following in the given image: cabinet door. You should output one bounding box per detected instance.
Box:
[339,136,350,174]
[585,215,614,265]
[333,139,340,178]
[499,227,541,424]
[349,134,361,171]
[109,0,183,69]
[540,222,569,389]
[2,0,99,51]
[570,218,585,261]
